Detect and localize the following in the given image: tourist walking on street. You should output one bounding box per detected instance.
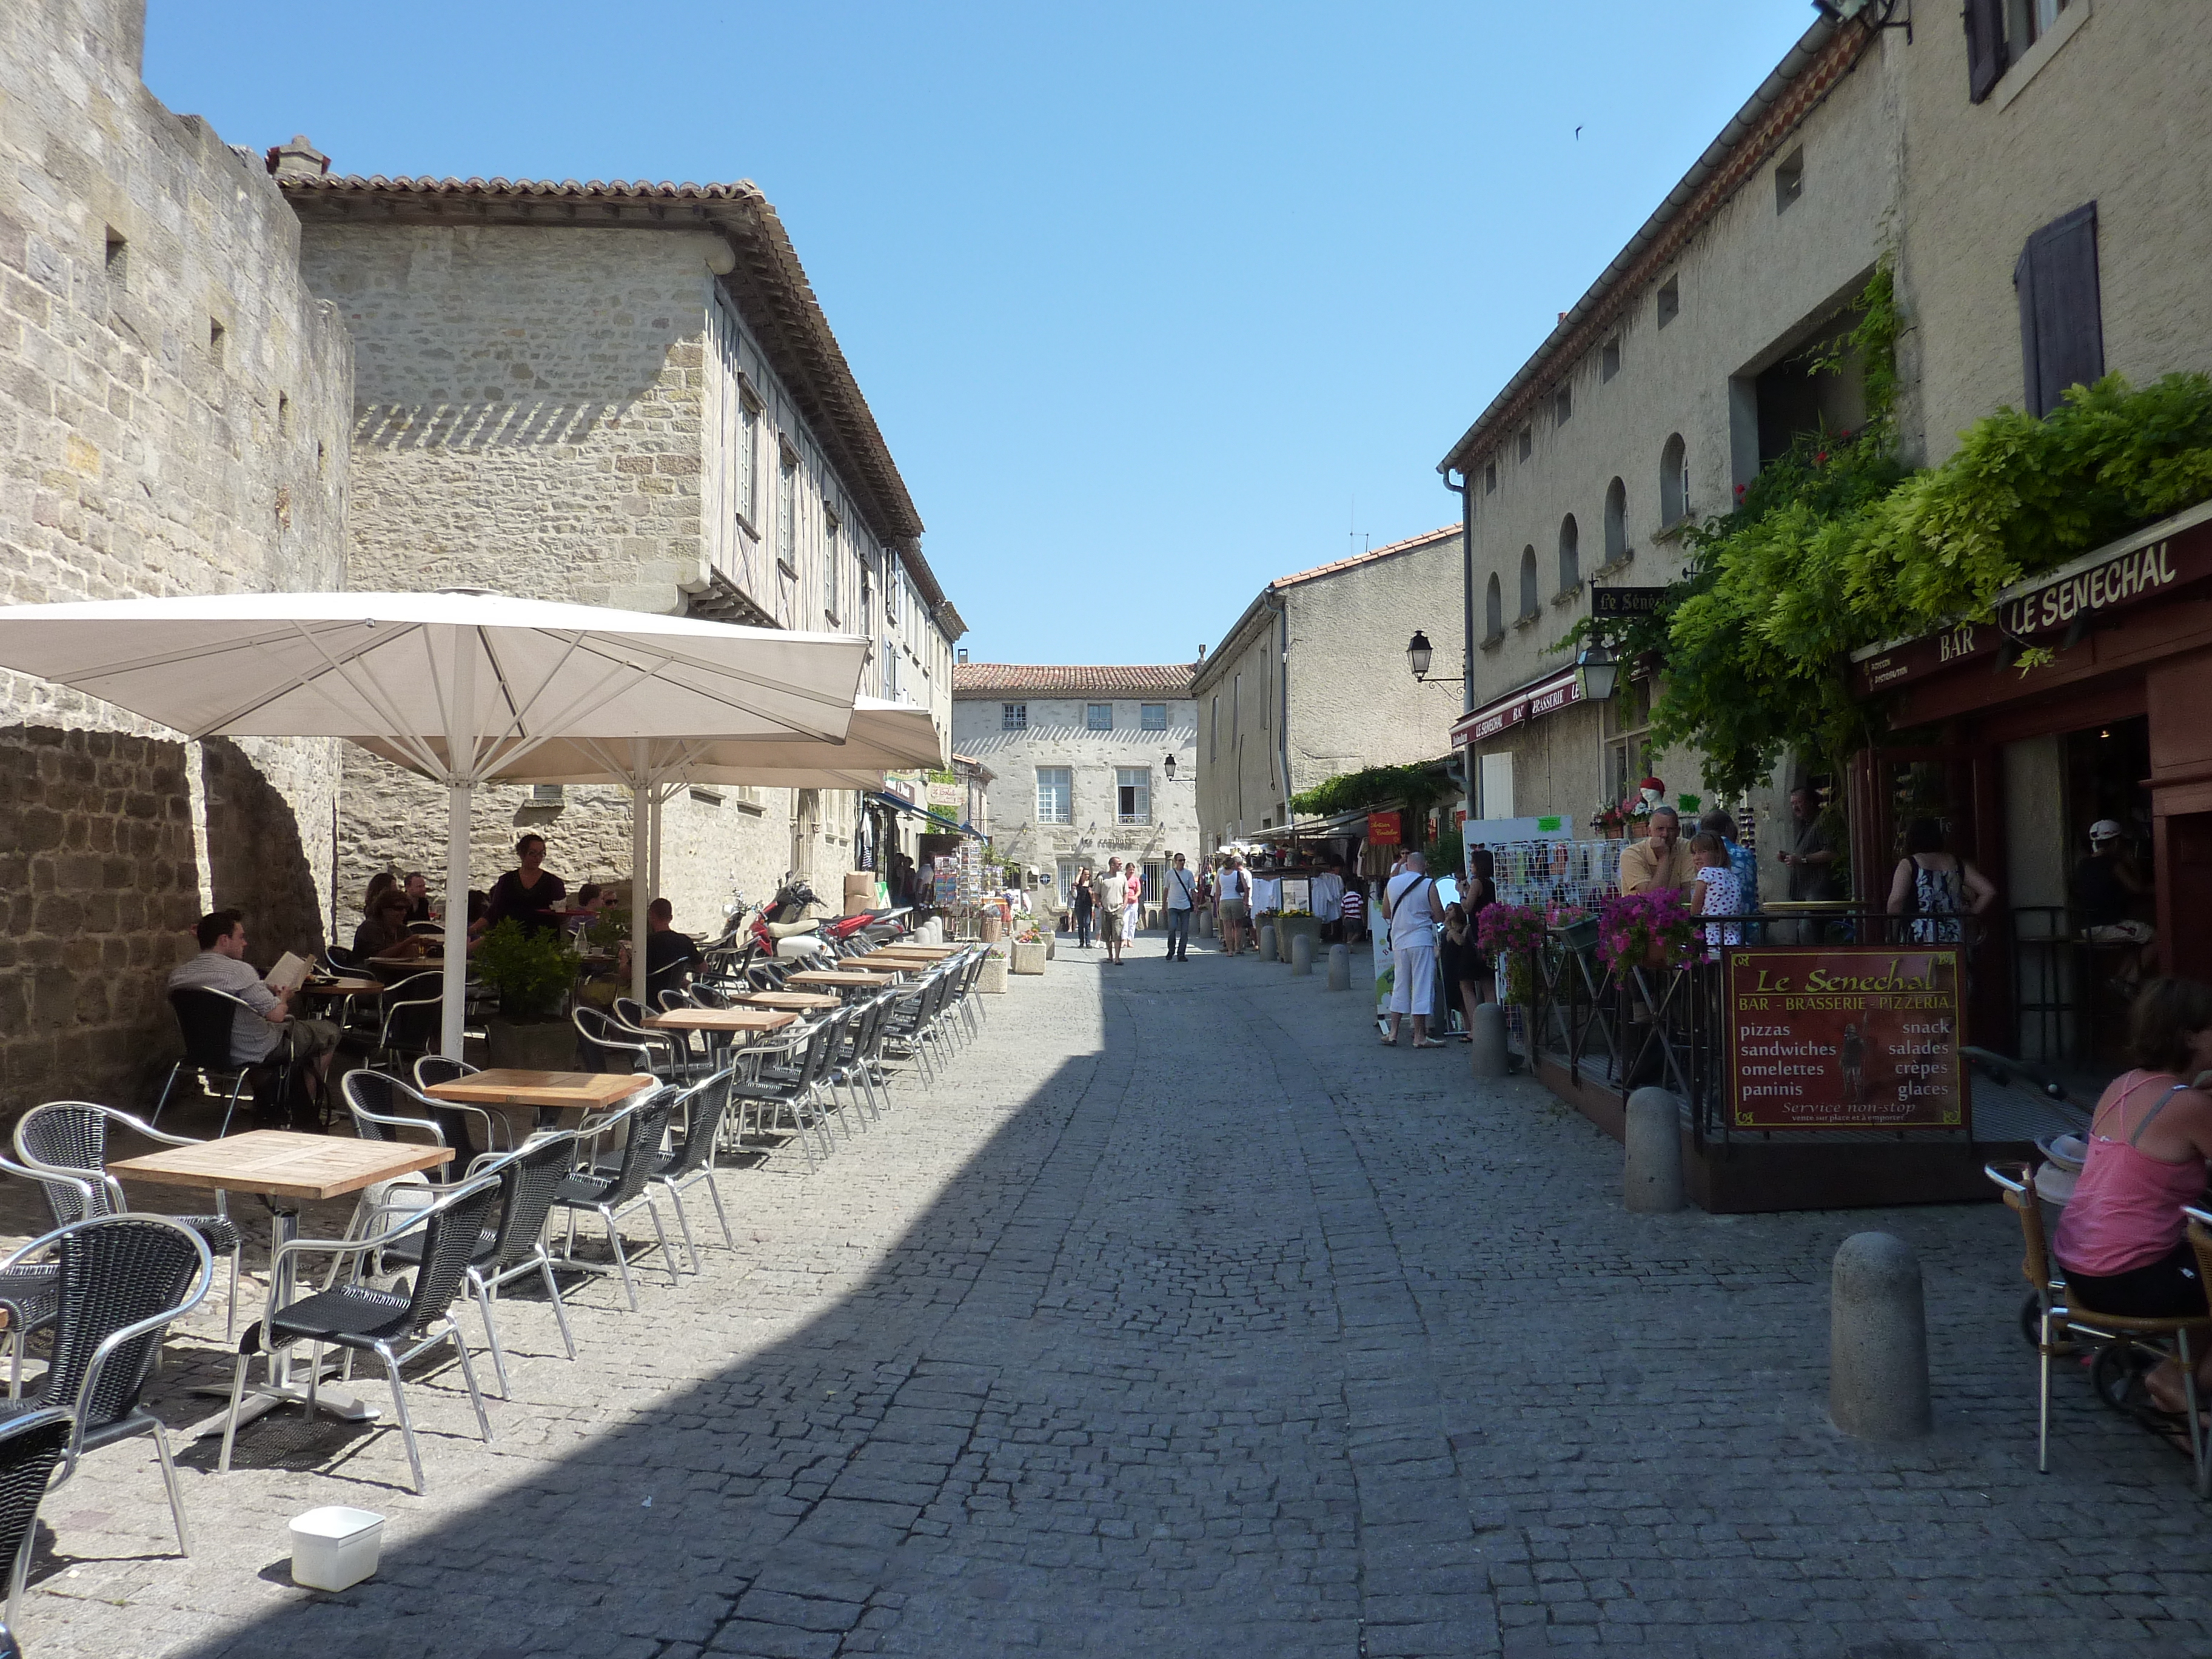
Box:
[1164,852,1199,961]
[1124,862,1143,943]
[1216,854,1252,956]
[1096,857,1130,965]
[1070,867,1095,948]
[1339,876,1366,944]
[1381,850,1444,1047]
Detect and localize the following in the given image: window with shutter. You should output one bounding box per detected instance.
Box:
[1966,0,2006,101]
[2014,203,2103,417]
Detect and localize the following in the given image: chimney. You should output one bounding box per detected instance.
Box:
[1196,643,1207,661]
[956,648,968,664]
[267,136,330,181]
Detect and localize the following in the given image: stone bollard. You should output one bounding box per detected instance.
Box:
[1290,932,1313,976]
[1258,923,1278,962]
[1623,1088,1685,1213]
[1829,1233,1932,1440]
[1326,943,1350,991]
[1469,1003,1508,1078]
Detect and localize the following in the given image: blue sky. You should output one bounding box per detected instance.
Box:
[146,1,1814,667]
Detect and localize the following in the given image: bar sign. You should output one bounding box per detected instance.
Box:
[1591,586,1668,618]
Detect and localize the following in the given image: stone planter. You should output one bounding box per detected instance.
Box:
[1010,940,1047,975]
[977,956,1008,994]
[486,1016,576,1072]
[1045,933,1057,960]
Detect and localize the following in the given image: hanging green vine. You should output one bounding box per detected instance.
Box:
[1290,762,1452,821]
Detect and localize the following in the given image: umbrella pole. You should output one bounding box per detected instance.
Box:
[631,767,650,1008]
[442,780,471,1060]
[649,785,664,925]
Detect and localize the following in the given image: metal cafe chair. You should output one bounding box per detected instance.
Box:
[152,987,276,1136]
[220,1175,501,1495]
[13,1102,244,1342]
[0,1406,72,1650]
[0,1216,212,1558]
[340,1070,505,1180]
[548,1089,681,1311]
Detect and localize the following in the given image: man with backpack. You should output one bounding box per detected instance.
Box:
[1216,854,1252,956]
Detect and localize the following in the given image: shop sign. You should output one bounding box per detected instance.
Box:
[1450,670,1582,746]
[1854,516,2212,695]
[1367,811,1401,845]
[1724,947,1965,1131]
[1590,586,1669,618]
[925,781,965,811]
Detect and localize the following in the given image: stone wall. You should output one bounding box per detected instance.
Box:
[0,0,352,1110]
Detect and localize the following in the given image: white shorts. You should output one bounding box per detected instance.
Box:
[1389,944,1437,1016]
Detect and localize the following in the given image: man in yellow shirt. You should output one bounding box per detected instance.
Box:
[1618,806,1697,895]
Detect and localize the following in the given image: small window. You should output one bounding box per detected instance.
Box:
[1603,477,1629,563]
[1484,574,1504,642]
[1557,515,1580,595]
[1775,147,1804,214]
[1140,703,1167,731]
[1210,695,1219,760]
[277,392,292,437]
[738,395,760,528]
[1116,768,1151,825]
[1517,426,1533,461]
[823,510,840,619]
[530,784,564,805]
[776,449,798,572]
[1036,767,1072,823]
[209,318,226,364]
[1002,702,1027,731]
[1483,461,1498,494]
[103,228,127,287]
[1518,547,1539,620]
[1601,337,1621,382]
[1656,277,1680,329]
[1087,703,1113,731]
[1660,434,1689,526]
[1554,386,1572,427]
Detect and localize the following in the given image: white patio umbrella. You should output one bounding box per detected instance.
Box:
[0,591,870,1056]
[358,696,945,1002]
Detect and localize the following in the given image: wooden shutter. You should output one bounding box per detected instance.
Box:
[1965,0,2005,102]
[2014,203,2104,417]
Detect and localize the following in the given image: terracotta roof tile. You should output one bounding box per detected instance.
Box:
[953,663,1198,697]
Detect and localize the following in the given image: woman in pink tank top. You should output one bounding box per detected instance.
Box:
[2051,979,2212,1418]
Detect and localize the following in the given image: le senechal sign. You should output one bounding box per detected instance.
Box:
[1724,948,1966,1131]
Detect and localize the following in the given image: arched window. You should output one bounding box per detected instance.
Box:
[1519,546,1539,620]
[1557,514,1580,594]
[1660,434,1689,526]
[1603,478,1628,563]
[1484,573,1503,642]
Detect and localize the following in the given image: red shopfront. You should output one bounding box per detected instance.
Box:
[1848,500,2212,1059]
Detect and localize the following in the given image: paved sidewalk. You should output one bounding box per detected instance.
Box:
[18,938,2212,1658]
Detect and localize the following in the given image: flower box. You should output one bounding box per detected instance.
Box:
[1010,941,1047,975]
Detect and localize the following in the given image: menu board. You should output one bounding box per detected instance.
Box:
[1724,947,1965,1131]
[1279,877,1312,915]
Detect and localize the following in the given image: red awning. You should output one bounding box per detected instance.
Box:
[1449,668,1582,748]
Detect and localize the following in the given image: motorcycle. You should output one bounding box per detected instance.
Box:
[710,874,833,969]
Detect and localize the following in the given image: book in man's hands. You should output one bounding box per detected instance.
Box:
[263,951,312,996]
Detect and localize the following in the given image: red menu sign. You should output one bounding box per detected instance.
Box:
[1367,811,1401,846]
[1724,947,1965,1131]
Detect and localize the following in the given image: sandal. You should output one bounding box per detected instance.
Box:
[1412,1038,1446,1049]
[1379,1034,1397,1047]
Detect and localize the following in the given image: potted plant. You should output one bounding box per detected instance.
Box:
[1590,802,1627,840]
[1547,903,1599,957]
[1595,891,1698,973]
[474,919,583,1070]
[1475,902,1549,1006]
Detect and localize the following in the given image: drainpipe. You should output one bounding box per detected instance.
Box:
[1269,590,1292,831]
[1444,467,1473,819]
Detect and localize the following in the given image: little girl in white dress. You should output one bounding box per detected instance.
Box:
[1687,831,1741,955]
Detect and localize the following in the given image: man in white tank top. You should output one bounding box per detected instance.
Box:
[1382,850,1444,1047]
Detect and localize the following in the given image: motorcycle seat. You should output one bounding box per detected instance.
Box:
[766,919,819,938]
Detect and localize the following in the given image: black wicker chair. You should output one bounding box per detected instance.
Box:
[0,1406,71,1647]
[0,1217,212,1558]
[638,1070,737,1272]
[573,1005,660,1075]
[219,1175,500,1495]
[378,1131,581,1397]
[13,1104,244,1343]
[549,1090,680,1310]
[340,1070,499,1178]
[152,987,277,1136]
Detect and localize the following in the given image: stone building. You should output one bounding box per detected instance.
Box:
[950,664,1199,915]
[1438,15,1897,853]
[1193,528,1464,851]
[0,0,353,1107]
[278,163,961,934]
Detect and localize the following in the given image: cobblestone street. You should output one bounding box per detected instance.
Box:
[20,937,2212,1659]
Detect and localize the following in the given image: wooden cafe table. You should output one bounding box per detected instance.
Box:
[865,945,957,960]
[736,990,841,1014]
[786,969,894,994]
[107,1130,451,1433]
[640,1007,796,1037]
[424,1069,656,1127]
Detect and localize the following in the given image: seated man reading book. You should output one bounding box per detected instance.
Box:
[167,909,341,1088]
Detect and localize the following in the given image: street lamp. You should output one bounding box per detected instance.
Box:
[1574,642,1620,701]
[1407,629,1435,682]
[1162,753,1178,781]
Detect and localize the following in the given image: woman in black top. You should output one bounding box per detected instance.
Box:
[474,834,568,937]
[1070,868,1095,949]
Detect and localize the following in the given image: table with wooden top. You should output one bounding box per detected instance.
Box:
[424,1069,656,1112]
[107,1131,452,1432]
[787,969,897,993]
[642,1007,796,1035]
[295,976,385,998]
[736,990,841,1013]
[866,944,959,958]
